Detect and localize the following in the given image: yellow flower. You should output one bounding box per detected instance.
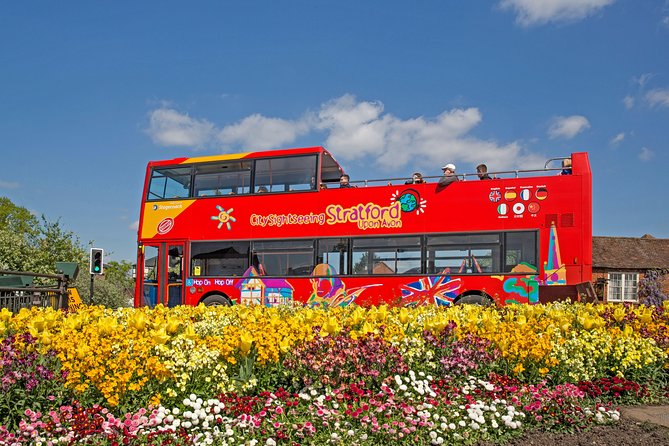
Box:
[279,337,291,354]
[166,318,181,335]
[513,363,525,374]
[613,306,626,323]
[31,316,46,333]
[578,315,596,330]
[182,324,198,340]
[539,367,549,375]
[636,307,653,325]
[151,328,170,345]
[128,311,148,331]
[398,307,409,325]
[239,331,254,356]
[97,317,118,337]
[321,316,341,337]
[0,308,12,322]
[376,305,389,322]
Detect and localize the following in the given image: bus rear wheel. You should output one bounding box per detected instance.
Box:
[201,294,232,306]
[455,294,494,306]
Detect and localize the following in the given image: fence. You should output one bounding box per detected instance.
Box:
[0,266,76,313]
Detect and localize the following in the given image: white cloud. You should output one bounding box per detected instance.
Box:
[146,94,544,172]
[663,16,669,27]
[623,95,635,109]
[313,95,540,171]
[499,0,615,26]
[218,114,310,150]
[129,220,139,231]
[609,132,625,145]
[0,180,19,189]
[645,88,669,108]
[147,108,216,149]
[639,147,654,161]
[633,73,655,88]
[548,115,591,139]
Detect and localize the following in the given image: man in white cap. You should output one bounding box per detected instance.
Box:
[438,163,459,187]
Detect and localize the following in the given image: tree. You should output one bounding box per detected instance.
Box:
[0,196,131,308]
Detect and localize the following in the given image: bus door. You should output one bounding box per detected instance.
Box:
[141,242,185,307]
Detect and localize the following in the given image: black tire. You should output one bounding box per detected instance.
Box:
[455,294,494,306]
[201,294,232,306]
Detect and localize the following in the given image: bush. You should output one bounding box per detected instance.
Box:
[639,269,668,307]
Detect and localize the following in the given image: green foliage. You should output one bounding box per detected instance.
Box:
[0,196,132,308]
[0,198,86,274]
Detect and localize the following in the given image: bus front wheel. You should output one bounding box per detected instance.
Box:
[455,294,494,306]
[201,294,232,306]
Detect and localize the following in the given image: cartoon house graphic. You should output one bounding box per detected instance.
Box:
[236,266,294,306]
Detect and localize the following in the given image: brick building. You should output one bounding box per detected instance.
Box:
[592,235,669,303]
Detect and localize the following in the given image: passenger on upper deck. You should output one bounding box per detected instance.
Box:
[560,158,572,175]
[406,172,425,184]
[476,164,492,180]
[437,163,459,188]
[339,174,354,188]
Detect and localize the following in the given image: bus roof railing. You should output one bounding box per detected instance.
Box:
[544,157,571,169]
[349,166,565,187]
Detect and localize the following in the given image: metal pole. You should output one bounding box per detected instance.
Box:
[90,274,94,302]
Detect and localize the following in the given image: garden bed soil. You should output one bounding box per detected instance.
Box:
[478,418,669,445]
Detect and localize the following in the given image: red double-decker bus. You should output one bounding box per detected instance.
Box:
[134,146,592,308]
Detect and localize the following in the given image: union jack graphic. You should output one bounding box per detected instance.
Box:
[489,190,501,202]
[399,276,462,307]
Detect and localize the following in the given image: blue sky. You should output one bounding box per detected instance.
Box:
[1,0,668,263]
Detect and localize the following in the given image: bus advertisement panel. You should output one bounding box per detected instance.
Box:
[134,147,591,308]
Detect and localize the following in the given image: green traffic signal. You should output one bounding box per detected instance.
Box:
[90,248,104,275]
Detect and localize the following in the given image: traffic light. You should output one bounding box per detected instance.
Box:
[90,248,104,275]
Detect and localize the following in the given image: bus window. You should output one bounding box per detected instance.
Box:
[317,238,349,275]
[426,233,501,274]
[167,245,183,307]
[254,155,317,193]
[252,240,314,276]
[191,241,250,276]
[193,161,252,196]
[147,167,191,200]
[143,246,159,307]
[352,236,421,275]
[321,151,344,183]
[504,232,537,272]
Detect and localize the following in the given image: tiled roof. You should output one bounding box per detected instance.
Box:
[593,235,669,270]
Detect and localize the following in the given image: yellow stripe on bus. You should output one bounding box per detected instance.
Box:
[181,153,251,164]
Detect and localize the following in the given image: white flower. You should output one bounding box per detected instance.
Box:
[266,439,277,446]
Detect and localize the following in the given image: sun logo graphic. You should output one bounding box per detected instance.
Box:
[210,206,236,230]
[391,189,427,214]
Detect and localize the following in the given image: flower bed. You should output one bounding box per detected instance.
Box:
[0,301,668,444]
